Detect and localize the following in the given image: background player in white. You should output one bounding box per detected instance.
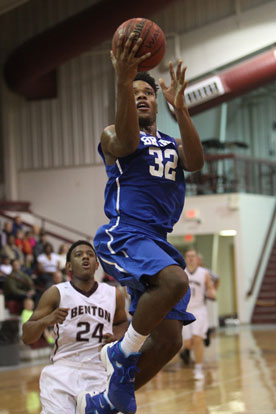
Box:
[181,248,216,380]
[22,240,128,414]
[79,32,204,414]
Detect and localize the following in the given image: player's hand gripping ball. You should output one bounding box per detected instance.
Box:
[112,17,166,71]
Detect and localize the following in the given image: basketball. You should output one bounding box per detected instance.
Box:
[112,18,166,71]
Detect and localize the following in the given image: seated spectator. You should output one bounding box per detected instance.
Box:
[36,243,60,290]
[33,231,48,263]
[27,227,38,249]
[0,234,24,266]
[0,255,12,289]
[52,270,65,284]
[12,215,23,237]
[0,255,12,277]
[3,259,36,311]
[22,231,34,268]
[15,228,24,251]
[58,243,69,275]
[1,221,13,247]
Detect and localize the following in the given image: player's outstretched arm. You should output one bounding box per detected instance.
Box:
[22,286,69,345]
[101,33,150,160]
[159,60,204,172]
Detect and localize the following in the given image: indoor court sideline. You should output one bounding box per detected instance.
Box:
[0,324,275,414]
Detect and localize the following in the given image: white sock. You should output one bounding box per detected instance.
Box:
[120,323,148,356]
[195,363,203,371]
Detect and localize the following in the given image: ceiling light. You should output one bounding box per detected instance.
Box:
[219,230,237,236]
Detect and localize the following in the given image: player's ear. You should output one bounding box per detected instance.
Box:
[66,261,72,272]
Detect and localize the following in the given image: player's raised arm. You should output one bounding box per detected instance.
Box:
[160,60,204,172]
[101,33,150,160]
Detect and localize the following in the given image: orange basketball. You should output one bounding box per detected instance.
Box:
[112,18,166,72]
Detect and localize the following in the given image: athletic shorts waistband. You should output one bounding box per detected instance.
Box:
[110,216,168,239]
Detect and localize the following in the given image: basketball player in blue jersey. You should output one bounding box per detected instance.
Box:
[78,32,204,414]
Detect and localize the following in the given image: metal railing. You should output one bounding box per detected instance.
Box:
[186,153,276,196]
[0,210,92,244]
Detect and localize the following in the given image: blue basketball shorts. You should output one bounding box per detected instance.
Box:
[94,218,195,325]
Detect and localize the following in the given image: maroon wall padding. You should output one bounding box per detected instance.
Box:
[4,0,177,99]
[189,49,276,116]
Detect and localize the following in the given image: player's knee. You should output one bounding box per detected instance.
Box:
[158,334,183,357]
[160,267,189,296]
[193,335,204,345]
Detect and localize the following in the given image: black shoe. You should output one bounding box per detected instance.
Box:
[204,328,211,347]
[180,349,190,365]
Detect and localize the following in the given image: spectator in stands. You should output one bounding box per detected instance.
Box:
[0,234,25,265]
[15,228,24,251]
[0,254,12,289]
[52,270,65,284]
[1,221,13,247]
[58,243,69,275]
[33,231,48,262]
[25,228,37,249]
[12,215,23,237]
[36,242,61,290]
[3,259,36,311]
[0,254,12,276]
[31,224,40,242]
[22,230,34,269]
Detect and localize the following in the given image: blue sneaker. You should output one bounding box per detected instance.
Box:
[76,391,118,414]
[100,340,141,414]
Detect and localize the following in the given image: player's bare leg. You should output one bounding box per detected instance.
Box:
[78,266,189,414]
[134,319,183,389]
[131,266,189,335]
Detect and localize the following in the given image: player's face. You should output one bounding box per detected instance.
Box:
[185,250,198,270]
[133,80,157,126]
[69,245,98,280]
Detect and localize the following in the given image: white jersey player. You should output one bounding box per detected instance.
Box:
[22,240,128,414]
[181,249,216,380]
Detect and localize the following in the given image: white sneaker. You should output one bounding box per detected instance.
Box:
[194,368,204,381]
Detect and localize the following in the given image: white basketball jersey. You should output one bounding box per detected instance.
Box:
[51,281,116,370]
[185,266,207,311]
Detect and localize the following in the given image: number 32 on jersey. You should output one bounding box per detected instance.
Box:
[148,146,178,181]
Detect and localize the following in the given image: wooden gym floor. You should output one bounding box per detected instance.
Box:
[0,324,275,414]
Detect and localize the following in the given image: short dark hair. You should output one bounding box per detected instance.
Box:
[133,72,159,95]
[43,242,53,253]
[66,240,96,263]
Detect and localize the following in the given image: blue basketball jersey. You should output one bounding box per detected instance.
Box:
[98,130,186,234]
